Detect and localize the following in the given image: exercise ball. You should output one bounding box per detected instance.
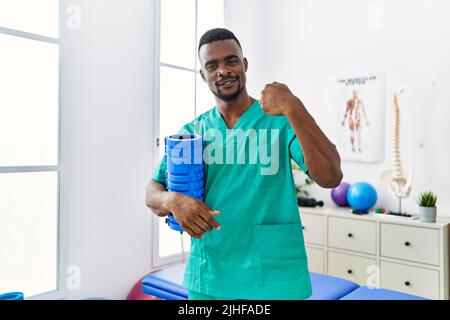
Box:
[331,182,351,206]
[347,182,378,213]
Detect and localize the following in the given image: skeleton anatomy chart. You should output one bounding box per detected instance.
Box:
[328,74,385,163]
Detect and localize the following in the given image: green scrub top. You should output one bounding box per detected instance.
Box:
[152,100,312,300]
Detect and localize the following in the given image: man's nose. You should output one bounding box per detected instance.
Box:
[217,64,231,77]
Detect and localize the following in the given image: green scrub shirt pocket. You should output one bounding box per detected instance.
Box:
[254,223,308,282]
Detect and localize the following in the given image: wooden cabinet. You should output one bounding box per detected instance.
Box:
[306,246,325,274]
[300,206,450,299]
[328,217,377,255]
[302,213,326,246]
[328,251,376,284]
[380,260,440,300]
[380,223,439,266]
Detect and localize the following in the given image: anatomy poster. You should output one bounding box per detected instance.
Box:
[327,74,385,163]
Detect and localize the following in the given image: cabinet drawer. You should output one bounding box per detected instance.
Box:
[380,223,439,266]
[306,246,324,274]
[380,260,439,300]
[328,251,376,285]
[328,217,376,254]
[301,213,326,246]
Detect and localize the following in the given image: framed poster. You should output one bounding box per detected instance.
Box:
[327,74,385,163]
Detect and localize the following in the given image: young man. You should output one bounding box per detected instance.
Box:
[146,28,342,300]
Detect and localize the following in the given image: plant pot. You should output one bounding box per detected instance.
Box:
[419,206,437,223]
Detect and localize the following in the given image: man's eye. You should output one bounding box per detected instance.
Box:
[206,64,217,71]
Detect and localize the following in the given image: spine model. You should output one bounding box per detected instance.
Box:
[379,86,413,203]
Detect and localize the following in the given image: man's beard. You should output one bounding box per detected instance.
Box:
[212,81,245,102]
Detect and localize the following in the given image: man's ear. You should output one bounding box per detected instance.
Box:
[243,58,248,72]
[200,69,206,82]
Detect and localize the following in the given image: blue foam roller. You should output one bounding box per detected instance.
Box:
[167,181,204,192]
[167,172,204,183]
[167,161,203,175]
[165,134,202,150]
[164,134,204,233]
[166,146,203,160]
[166,153,203,166]
[166,215,184,232]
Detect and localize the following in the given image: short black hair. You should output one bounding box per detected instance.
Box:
[198,28,242,54]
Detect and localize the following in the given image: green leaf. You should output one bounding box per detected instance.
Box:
[418,190,437,207]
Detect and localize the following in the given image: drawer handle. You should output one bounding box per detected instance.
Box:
[347,233,353,238]
[404,281,411,287]
[347,269,353,274]
[404,241,411,247]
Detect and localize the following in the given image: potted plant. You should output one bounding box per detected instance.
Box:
[291,160,323,207]
[418,191,438,222]
[291,160,314,197]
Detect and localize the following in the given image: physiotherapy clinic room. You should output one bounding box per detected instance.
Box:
[0,0,449,302]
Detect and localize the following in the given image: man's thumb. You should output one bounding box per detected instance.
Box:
[210,210,220,216]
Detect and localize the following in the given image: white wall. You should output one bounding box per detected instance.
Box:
[224,0,266,98]
[227,0,450,216]
[60,0,155,299]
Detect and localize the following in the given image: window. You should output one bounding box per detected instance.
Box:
[152,0,224,267]
[0,0,61,298]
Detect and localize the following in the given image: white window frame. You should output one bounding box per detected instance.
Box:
[0,1,68,300]
[151,0,224,268]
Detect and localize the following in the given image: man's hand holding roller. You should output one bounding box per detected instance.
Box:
[145,180,220,238]
[168,192,220,238]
